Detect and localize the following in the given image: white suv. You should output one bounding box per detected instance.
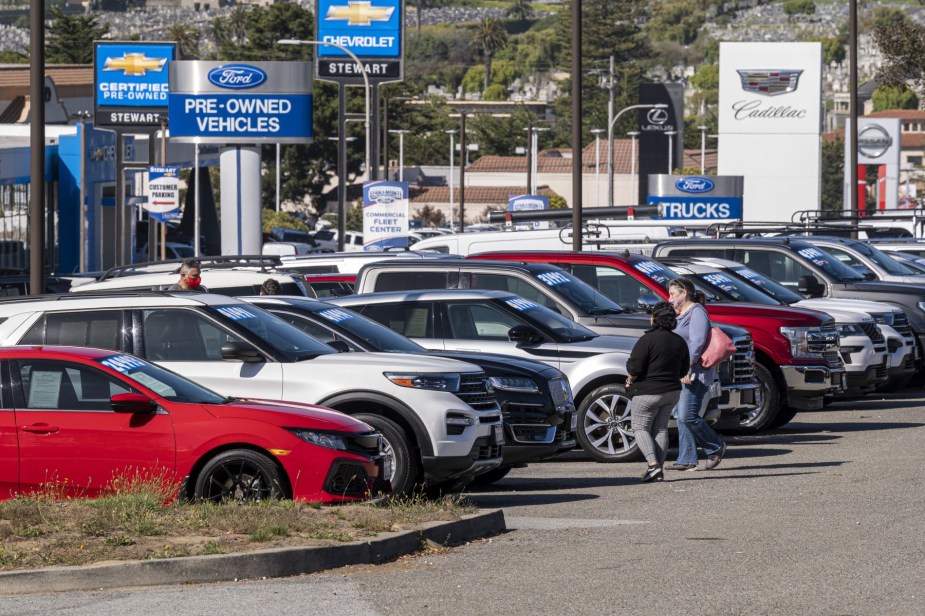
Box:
[0,293,503,494]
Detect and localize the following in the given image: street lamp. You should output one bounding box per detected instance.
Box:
[524,126,550,194]
[388,129,411,181]
[697,125,708,175]
[607,103,668,206]
[278,39,370,176]
[627,131,640,206]
[446,129,457,231]
[590,128,605,207]
[383,95,416,178]
[665,130,677,174]
[69,110,91,272]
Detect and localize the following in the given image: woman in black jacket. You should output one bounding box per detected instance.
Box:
[625,301,690,482]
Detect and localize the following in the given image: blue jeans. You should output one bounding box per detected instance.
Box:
[674,379,724,465]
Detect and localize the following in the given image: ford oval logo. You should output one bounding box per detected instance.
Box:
[207,65,267,90]
[675,177,715,194]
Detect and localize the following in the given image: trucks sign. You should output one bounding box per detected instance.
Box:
[167,61,313,144]
[94,41,176,128]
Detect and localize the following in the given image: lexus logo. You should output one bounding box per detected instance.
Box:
[647,108,669,125]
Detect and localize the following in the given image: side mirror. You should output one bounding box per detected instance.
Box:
[637,294,660,313]
[221,341,264,363]
[111,392,157,414]
[797,274,825,298]
[508,325,543,345]
[327,339,351,353]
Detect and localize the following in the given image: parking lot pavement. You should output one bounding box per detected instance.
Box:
[4,393,925,615]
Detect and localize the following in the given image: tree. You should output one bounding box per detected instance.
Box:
[167,23,201,60]
[820,137,844,214]
[472,17,508,92]
[414,205,446,227]
[813,36,846,66]
[782,0,815,22]
[871,84,919,111]
[0,51,27,64]
[872,6,909,31]
[875,20,925,90]
[45,8,110,64]
[506,0,535,23]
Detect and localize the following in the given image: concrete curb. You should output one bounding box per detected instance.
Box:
[0,509,506,596]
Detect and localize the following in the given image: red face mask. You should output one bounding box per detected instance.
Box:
[186,276,202,290]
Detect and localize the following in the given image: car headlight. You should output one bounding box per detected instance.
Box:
[287,429,347,450]
[836,323,865,337]
[548,377,574,407]
[384,372,461,392]
[871,312,895,326]
[780,326,838,359]
[488,376,540,393]
[918,302,925,314]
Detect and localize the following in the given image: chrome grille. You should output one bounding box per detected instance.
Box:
[893,313,915,343]
[729,334,755,384]
[860,322,885,346]
[455,372,498,411]
[824,350,844,370]
[875,360,888,380]
[808,324,840,355]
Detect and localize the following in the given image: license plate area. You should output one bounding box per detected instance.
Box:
[493,424,505,445]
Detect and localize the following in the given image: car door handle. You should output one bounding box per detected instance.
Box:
[20,424,61,434]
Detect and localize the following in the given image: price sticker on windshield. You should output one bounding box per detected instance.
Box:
[216,306,256,320]
[101,354,146,373]
[736,267,767,286]
[506,298,537,311]
[797,247,827,266]
[634,260,670,285]
[318,308,354,323]
[702,273,736,292]
[537,271,569,286]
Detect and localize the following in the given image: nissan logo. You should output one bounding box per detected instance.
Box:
[647,108,669,125]
[857,124,892,159]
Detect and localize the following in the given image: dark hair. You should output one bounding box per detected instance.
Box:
[260,278,282,295]
[179,258,201,275]
[650,301,677,331]
[668,277,706,305]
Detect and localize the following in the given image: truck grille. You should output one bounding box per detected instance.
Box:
[824,350,844,370]
[729,335,755,384]
[860,322,885,346]
[893,313,915,344]
[455,372,499,411]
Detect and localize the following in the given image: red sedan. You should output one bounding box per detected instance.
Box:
[0,346,384,504]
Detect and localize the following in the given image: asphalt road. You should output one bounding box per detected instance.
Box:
[4,392,925,616]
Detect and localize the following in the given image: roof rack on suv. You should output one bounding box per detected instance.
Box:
[705,220,890,239]
[97,255,284,281]
[0,290,182,305]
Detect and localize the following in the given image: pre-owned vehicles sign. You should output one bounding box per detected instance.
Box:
[167,61,313,144]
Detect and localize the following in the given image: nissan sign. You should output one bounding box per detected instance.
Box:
[857,124,892,159]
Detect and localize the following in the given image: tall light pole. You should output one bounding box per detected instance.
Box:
[628,131,640,206]
[388,129,411,181]
[383,95,416,178]
[697,125,708,175]
[530,126,550,194]
[447,129,457,231]
[608,103,668,206]
[665,130,677,174]
[590,128,604,207]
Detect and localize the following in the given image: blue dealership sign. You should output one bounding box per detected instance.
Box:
[168,61,313,144]
[94,41,176,127]
[315,0,404,84]
[648,196,743,220]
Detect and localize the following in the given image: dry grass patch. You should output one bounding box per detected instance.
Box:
[0,469,477,571]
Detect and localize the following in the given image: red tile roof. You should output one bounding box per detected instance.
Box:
[864,110,925,120]
[409,184,557,205]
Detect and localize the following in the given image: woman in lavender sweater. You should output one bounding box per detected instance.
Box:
[664,277,727,472]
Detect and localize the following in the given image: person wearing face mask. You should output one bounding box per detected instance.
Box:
[625,301,690,482]
[664,277,727,472]
[168,259,208,292]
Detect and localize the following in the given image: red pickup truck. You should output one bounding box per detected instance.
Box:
[469,251,846,431]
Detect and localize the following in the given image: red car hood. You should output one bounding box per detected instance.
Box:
[202,398,371,433]
[706,302,832,326]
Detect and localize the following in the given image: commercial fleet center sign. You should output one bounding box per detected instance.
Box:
[718,42,822,222]
[168,62,313,143]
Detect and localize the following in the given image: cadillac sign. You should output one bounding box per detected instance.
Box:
[736,69,803,96]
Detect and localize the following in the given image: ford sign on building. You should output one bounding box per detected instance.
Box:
[167,61,313,143]
[647,175,744,221]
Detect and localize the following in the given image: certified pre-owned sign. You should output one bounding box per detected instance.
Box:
[94,41,176,127]
[168,61,313,144]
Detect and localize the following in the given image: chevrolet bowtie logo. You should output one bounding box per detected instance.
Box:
[103,53,167,77]
[325,1,394,25]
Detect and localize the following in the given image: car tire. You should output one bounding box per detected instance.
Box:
[575,383,640,463]
[877,375,913,393]
[355,414,420,496]
[469,465,513,486]
[194,449,286,503]
[767,405,799,429]
[734,363,780,433]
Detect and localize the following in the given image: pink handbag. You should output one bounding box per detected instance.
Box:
[700,325,736,369]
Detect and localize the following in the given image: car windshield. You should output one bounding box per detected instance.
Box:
[494,297,598,342]
[728,266,806,304]
[792,245,865,281]
[307,305,426,353]
[690,271,780,305]
[529,269,624,314]
[207,304,335,361]
[630,258,682,289]
[848,241,916,276]
[96,354,226,404]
